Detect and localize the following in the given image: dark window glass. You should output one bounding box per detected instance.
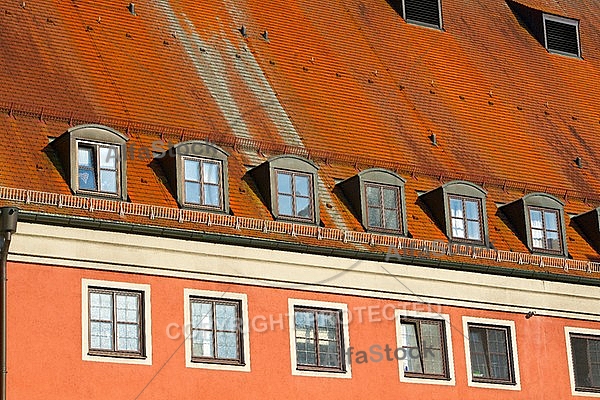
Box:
[88,288,143,357]
[190,298,243,365]
[294,308,344,372]
[570,334,600,392]
[400,318,449,379]
[468,325,515,384]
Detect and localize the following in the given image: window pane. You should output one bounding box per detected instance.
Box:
[546,231,560,251]
[277,173,292,194]
[192,330,214,357]
[531,228,544,248]
[99,170,117,193]
[79,167,97,190]
[295,175,310,197]
[401,323,423,373]
[203,184,221,207]
[319,340,340,367]
[185,182,201,204]
[184,159,200,182]
[78,147,94,167]
[366,186,381,207]
[216,332,238,359]
[465,200,479,220]
[215,304,237,331]
[544,211,558,231]
[202,162,220,184]
[368,206,382,228]
[296,337,316,365]
[191,302,213,330]
[117,323,139,352]
[469,328,490,378]
[90,292,112,321]
[99,147,117,169]
[530,209,543,229]
[116,294,138,323]
[295,311,315,338]
[296,196,311,218]
[451,218,465,238]
[384,209,399,230]
[467,220,481,241]
[424,349,444,375]
[90,321,113,350]
[278,194,293,216]
[383,187,398,209]
[450,198,463,218]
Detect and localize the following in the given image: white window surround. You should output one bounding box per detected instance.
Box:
[395,310,455,386]
[183,289,251,372]
[81,279,152,365]
[543,14,581,57]
[287,298,352,378]
[565,326,600,397]
[462,316,521,390]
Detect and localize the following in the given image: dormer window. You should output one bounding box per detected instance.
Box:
[388,0,442,29]
[500,193,567,256]
[183,158,222,208]
[159,141,229,213]
[52,125,128,200]
[543,14,580,57]
[251,155,320,224]
[529,207,561,252]
[449,196,483,242]
[420,181,489,246]
[77,143,120,194]
[276,170,313,220]
[338,168,407,235]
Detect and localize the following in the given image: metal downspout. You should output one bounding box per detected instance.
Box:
[1,207,18,400]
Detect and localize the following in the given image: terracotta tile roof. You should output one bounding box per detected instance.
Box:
[2,0,600,278]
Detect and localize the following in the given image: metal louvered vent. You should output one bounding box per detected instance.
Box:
[404,0,441,28]
[544,15,580,57]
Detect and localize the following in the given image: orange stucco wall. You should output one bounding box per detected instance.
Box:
[5,261,599,399]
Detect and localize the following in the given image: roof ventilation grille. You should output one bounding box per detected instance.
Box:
[127,2,136,15]
[403,0,441,28]
[544,15,580,57]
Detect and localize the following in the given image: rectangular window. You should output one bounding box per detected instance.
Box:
[529,207,561,252]
[400,318,449,379]
[569,334,600,393]
[276,171,313,220]
[365,183,401,232]
[189,297,243,365]
[294,307,344,371]
[77,142,119,195]
[88,288,144,358]
[544,14,580,58]
[449,196,483,242]
[183,157,223,209]
[403,0,442,28]
[467,324,515,384]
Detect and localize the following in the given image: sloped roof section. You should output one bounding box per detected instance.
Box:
[3,0,600,278]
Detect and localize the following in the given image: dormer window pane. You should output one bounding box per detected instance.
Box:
[276,171,313,219]
[183,158,223,208]
[365,184,401,231]
[529,207,562,252]
[449,196,482,242]
[78,146,97,191]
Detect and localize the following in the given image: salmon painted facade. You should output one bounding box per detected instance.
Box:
[1,0,600,399]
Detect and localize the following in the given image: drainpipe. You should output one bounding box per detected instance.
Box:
[0,207,18,400]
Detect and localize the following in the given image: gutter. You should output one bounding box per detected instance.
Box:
[0,207,18,400]
[17,210,600,287]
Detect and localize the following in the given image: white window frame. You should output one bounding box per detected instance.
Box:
[462,316,521,390]
[565,326,600,397]
[81,279,152,365]
[288,298,352,378]
[183,289,251,372]
[402,0,443,30]
[543,13,581,58]
[395,310,455,386]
